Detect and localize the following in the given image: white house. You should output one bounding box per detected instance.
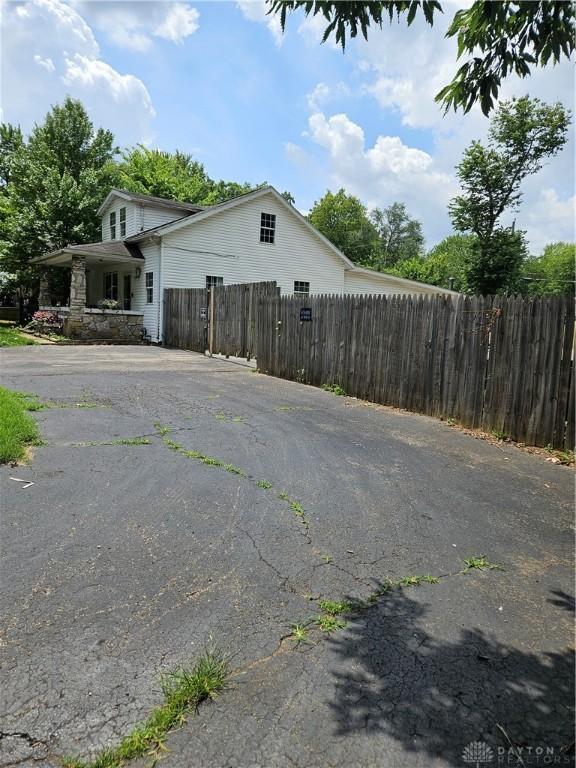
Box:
[34,186,456,342]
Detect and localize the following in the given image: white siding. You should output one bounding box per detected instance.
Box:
[344,270,451,296]
[160,191,346,296]
[101,201,138,240]
[133,240,161,341]
[143,207,190,231]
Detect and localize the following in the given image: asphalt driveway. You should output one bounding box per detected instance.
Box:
[0,345,574,768]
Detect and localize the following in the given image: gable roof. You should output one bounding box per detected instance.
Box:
[97,188,205,216]
[126,185,358,269]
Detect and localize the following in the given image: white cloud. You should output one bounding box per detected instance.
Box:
[34,54,56,72]
[301,110,456,243]
[74,2,200,51]
[2,0,155,145]
[524,190,576,253]
[154,4,199,43]
[237,0,283,46]
[297,12,340,50]
[306,81,350,112]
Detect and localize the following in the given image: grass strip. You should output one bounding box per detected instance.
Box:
[0,387,42,463]
[64,649,228,768]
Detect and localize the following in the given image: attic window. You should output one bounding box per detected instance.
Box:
[260,212,276,244]
[119,207,126,237]
[109,211,116,239]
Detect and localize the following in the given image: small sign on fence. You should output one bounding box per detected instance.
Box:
[300,307,312,322]
[200,307,207,320]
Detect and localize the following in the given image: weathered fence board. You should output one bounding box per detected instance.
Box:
[164,281,279,359]
[256,293,575,451]
[210,281,279,360]
[163,287,207,353]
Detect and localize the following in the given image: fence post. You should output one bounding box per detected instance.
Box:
[209,288,215,357]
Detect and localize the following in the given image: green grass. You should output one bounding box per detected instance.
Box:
[0,387,42,463]
[64,649,228,768]
[256,479,273,489]
[463,555,502,571]
[154,423,172,436]
[0,324,37,347]
[163,438,245,476]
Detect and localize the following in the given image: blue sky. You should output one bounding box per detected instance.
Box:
[1,0,574,252]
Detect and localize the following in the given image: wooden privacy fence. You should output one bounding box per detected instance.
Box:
[256,293,575,451]
[163,281,279,358]
[210,281,279,359]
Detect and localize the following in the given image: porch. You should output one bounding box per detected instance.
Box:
[32,241,145,341]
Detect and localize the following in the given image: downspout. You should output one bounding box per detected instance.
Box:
[157,238,163,344]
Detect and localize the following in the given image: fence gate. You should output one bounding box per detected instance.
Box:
[163,288,208,353]
[163,281,279,359]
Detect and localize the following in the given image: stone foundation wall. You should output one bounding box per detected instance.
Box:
[63,311,143,341]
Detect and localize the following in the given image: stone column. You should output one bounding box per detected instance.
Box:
[66,256,86,337]
[38,271,51,307]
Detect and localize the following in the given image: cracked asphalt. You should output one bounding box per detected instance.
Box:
[0,345,574,768]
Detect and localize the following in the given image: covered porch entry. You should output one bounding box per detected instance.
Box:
[32,241,145,341]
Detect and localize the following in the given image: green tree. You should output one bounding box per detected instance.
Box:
[370,202,424,268]
[390,233,475,291]
[449,96,570,294]
[522,242,575,295]
[117,145,263,206]
[0,98,118,296]
[267,1,575,115]
[308,188,378,265]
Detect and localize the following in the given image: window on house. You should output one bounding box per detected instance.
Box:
[206,275,223,289]
[145,272,154,304]
[119,207,126,237]
[294,280,310,296]
[109,211,116,239]
[260,212,276,244]
[104,272,118,300]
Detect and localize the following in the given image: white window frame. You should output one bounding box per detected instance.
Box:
[109,211,116,240]
[294,280,310,296]
[145,272,154,304]
[104,272,118,300]
[206,275,223,289]
[259,212,276,244]
[119,207,126,238]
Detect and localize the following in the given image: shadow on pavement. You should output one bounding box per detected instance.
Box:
[327,586,575,767]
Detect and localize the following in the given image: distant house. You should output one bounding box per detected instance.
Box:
[33,186,456,342]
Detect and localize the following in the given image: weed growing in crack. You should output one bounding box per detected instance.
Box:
[290,623,313,645]
[110,437,151,446]
[316,614,346,633]
[320,554,333,564]
[163,438,182,451]
[256,479,273,489]
[398,574,439,586]
[154,423,172,436]
[463,556,502,571]
[290,501,305,517]
[63,649,228,768]
[277,491,290,501]
[318,600,352,616]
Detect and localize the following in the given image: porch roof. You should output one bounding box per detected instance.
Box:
[31,241,144,267]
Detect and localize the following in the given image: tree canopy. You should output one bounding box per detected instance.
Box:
[449,96,570,294]
[521,242,575,295]
[267,1,575,115]
[0,98,118,294]
[389,233,475,292]
[116,145,262,206]
[308,188,378,265]
[370,203,424,268]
